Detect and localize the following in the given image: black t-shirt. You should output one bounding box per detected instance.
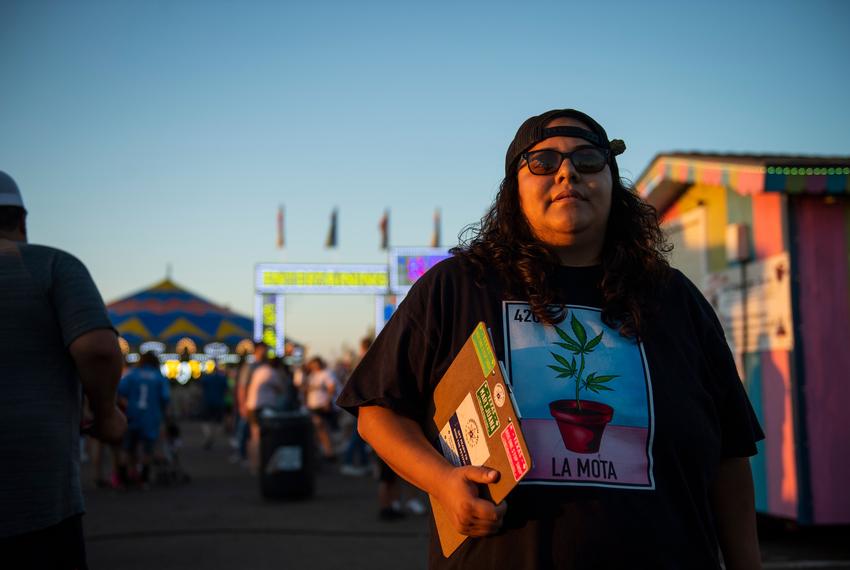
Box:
[337,256,764,569]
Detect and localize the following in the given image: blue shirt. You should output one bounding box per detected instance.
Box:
[119,366,170,441]
[201,371,228,409]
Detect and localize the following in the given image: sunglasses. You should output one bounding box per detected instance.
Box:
[520,146,610,175]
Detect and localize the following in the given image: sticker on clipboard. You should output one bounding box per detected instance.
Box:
[500,422,529,481]
[476,381,500,437]
[471,322,496,378]
[493,382,506,408]
[438,393,490,466]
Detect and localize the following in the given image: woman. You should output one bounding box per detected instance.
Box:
[338,109,763,569]
[245,356,286,471]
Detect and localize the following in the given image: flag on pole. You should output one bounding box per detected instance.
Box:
[325,208,338,248]
[430,208,441,248]
[276,205,284,249]
[379,209,389,250]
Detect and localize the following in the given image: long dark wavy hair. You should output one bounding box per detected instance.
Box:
[452,144,671,338]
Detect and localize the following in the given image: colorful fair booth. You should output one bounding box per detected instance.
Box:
[108,278,257,383]
[254,247,450,356]
[635,153,850,524]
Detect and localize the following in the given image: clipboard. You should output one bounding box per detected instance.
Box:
[426,322,532,557]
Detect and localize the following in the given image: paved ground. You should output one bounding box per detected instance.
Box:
[82,421,429,570]
[81,422,850,569]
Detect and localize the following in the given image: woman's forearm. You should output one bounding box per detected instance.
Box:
[358,404,506,536]
[358,405,453,498]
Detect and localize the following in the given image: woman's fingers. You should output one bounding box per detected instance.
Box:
[459,465,501,485]
[437,465,508,536]
[454,497,507,535]
[458,506,507,536]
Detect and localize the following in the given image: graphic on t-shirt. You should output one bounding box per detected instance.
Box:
[503,302,655,489]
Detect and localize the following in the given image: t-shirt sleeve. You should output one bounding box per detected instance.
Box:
[336,266,447,422]
[50,250,115,347]
[680,272,765,457]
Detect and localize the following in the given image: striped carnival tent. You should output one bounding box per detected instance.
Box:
[107,278,254,354]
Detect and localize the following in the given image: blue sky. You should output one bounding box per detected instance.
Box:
[2,0,848,358]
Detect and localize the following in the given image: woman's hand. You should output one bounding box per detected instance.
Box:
[433,466,507,537]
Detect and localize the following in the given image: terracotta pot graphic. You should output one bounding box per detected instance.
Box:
[549,399,613,454]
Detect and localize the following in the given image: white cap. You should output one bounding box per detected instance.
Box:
[0,171,25,208]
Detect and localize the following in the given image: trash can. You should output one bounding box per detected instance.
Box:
[258,408,316,500]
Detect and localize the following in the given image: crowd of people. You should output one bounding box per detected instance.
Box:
[77,329,427,523]
[226,335,426,519]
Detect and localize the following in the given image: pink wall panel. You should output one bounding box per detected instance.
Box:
[794,197,850,523]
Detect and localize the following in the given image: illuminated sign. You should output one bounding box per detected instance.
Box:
[161,358,212,384]
[375,294,400,335]
[203,342,228,358]
[389,247,451,294]
[256,264,389,294]
[262,294,278,353]
[140,341,166,355]
[254,293,285,356]
[236,339,255,355]
[175,337,197,355]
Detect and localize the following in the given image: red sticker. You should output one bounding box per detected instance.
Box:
[500,423,528,481]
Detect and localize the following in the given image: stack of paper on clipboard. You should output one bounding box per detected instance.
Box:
[426,322,532,558]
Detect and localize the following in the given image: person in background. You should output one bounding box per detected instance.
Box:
[87,363,128,488]
[0,170,126,569]
[340,337,373,476]
[223,364,238,433]
[117,351,170,489]
[84,361,126,488]
[231,342,267,464]
[297,356,340,462]
[200,362,229,450]
[245,356,286,471]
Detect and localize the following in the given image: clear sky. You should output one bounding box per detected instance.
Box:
[2,0,848,359]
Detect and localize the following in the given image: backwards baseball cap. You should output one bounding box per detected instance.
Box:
[504,109,626,178]
[0,171,25,208]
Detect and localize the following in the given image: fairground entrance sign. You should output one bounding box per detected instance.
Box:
[254,247,450,355]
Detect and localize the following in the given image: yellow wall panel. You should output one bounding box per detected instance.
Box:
[673,184,728,272]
